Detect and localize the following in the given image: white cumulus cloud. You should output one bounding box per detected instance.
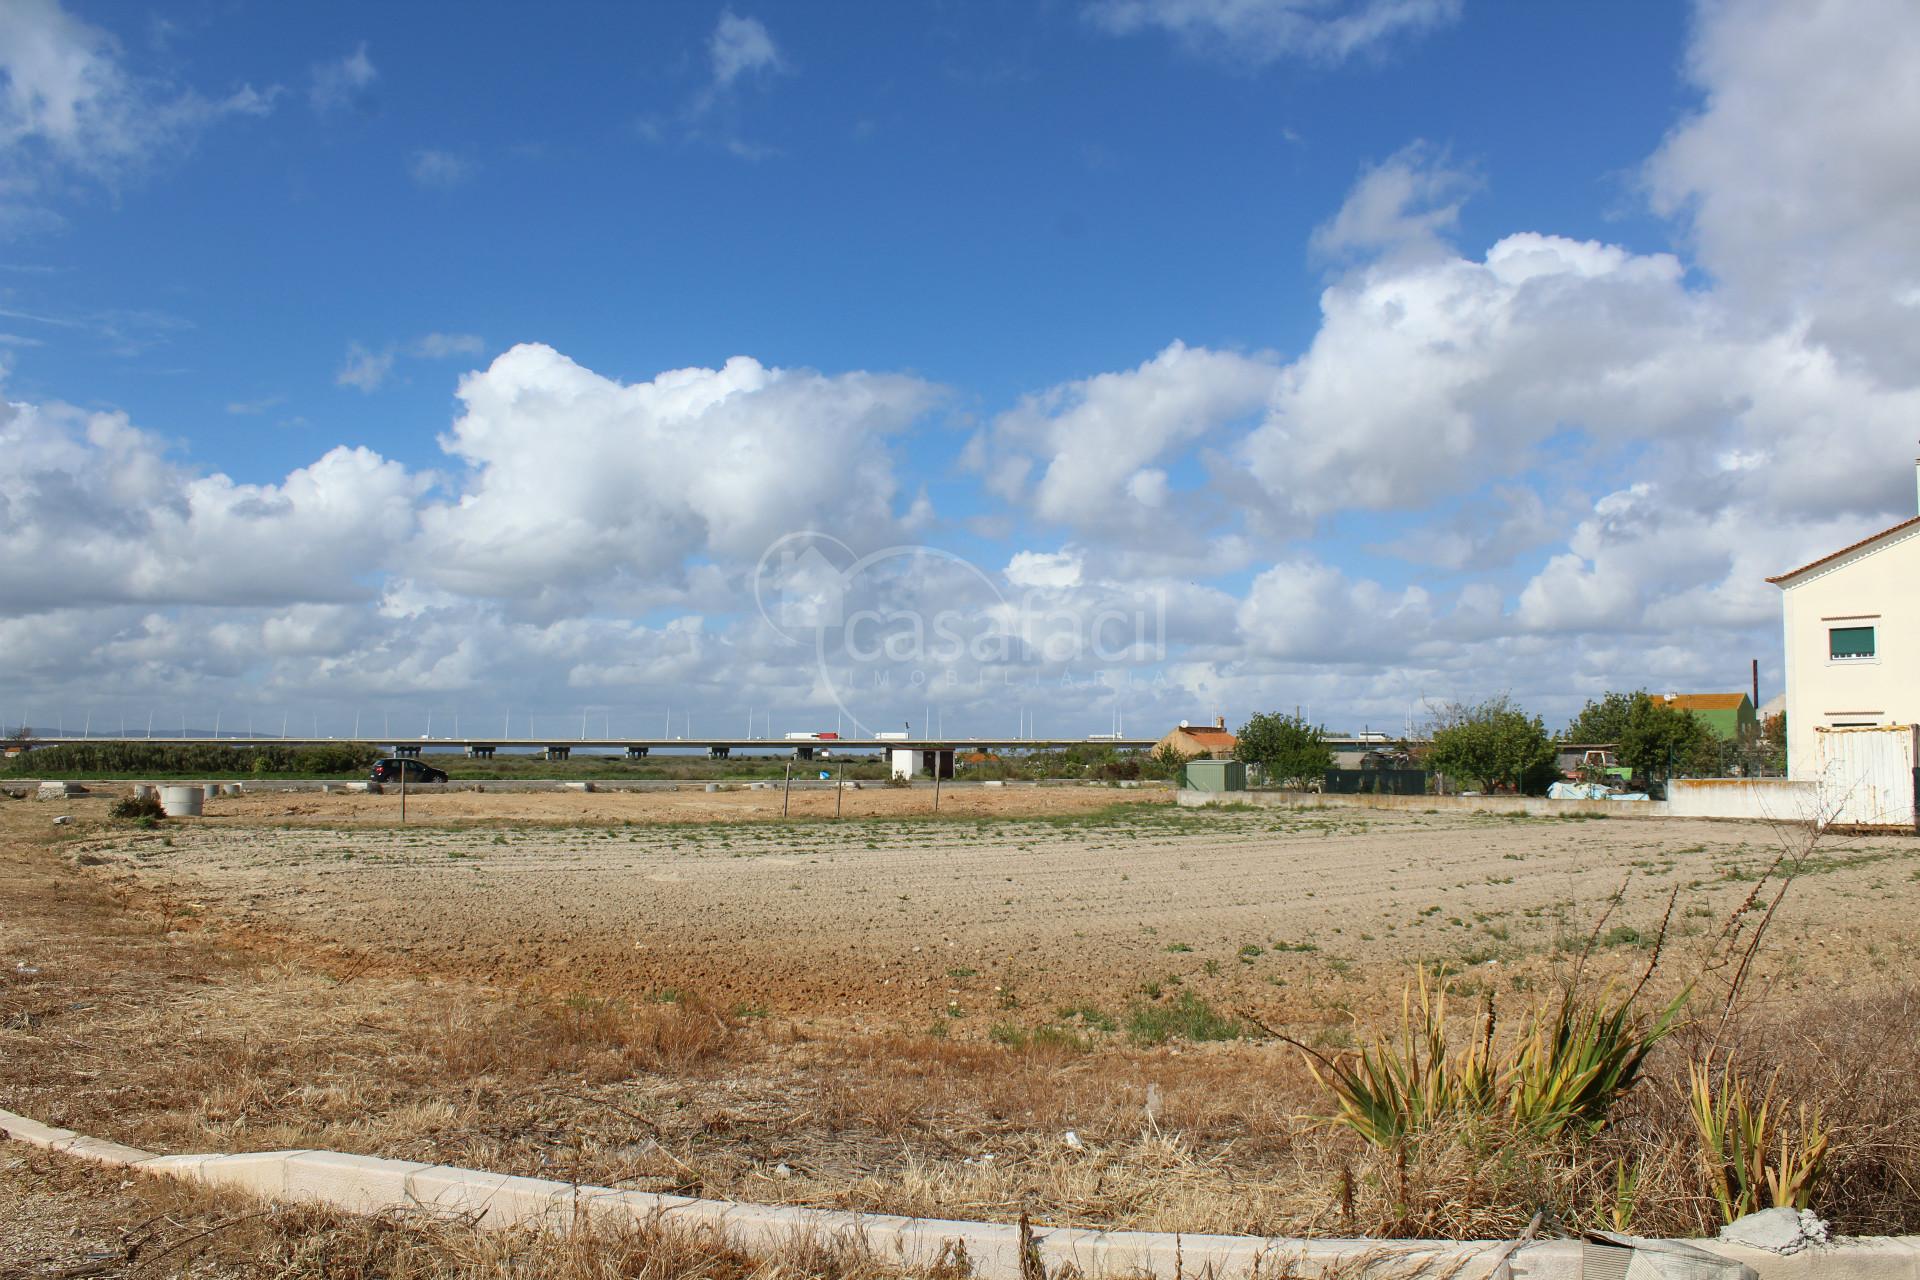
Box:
[976,340,1277,538]
[414,343,939,605]
[0,392,424,617]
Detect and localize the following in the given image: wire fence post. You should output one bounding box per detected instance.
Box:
[782,762,792,818]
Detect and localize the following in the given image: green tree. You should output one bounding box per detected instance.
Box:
[1564,690,1640,743]
[1150,742,1192,785]
[1233,711,1333,789]
[1426,697,1557,794]
[1567,690,1725,779]
[1617,696,1717,781]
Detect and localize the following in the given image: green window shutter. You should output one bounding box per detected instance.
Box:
[1829,626,1876,659]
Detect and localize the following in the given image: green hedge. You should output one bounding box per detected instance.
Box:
[4,742,382,778]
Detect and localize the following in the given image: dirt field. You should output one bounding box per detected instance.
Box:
[50,785,1920,1030]
[5,784,1920,1252]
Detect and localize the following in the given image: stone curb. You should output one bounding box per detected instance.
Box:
[7,1109,1917,1278]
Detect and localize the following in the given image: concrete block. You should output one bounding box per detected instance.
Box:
[561,782,596,793]
[36,781,85,799]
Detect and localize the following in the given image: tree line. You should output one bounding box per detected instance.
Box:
[1190,692,1785,795]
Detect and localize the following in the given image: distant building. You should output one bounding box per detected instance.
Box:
[1155,717,1237,760]
[1660,693,1756,741]
[1767,462,1920,778]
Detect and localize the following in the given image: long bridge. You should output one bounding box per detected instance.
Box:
[9,733,1410,774]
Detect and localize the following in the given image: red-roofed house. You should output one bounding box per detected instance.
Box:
[1155,717,1238,760]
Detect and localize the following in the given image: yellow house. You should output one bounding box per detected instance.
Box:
[1767,464,1920,778]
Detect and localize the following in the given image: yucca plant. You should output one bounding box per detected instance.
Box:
[1305,972,1682,1151]
[1688,1056,1830,1224]
[1305,970,1497,1149]
[1505,988,1686,1138]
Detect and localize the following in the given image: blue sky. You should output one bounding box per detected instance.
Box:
[4,0,1919,741]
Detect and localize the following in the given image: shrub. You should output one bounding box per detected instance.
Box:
[7,742,380,778]
[109,792,166,821]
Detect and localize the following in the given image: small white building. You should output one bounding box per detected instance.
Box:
[1767,463,1920,779]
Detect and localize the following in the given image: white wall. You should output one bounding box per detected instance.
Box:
[1666,778,1818,823]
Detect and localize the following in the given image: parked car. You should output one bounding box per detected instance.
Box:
[370,758,448,785]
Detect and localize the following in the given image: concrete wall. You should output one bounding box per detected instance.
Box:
[1667,778,1820,823]
[1778,518,1920,777]
[1178,789,1664,818]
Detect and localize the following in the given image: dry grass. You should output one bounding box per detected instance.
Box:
[4,800,1920,1261]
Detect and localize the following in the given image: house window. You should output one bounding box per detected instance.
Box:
[1829,625,1876,660]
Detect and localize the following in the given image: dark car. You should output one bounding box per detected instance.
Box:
[370,758,448,785]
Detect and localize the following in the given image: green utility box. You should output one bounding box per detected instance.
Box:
[1185,759,1247,792]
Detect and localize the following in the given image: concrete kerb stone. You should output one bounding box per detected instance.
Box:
[9,1108,1920,1278]
[403,1164,590,1226]
[0,1112,85,1149]
[53,1134,163,1166]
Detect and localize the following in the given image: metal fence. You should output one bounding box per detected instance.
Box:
[1322,768,1429,796]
